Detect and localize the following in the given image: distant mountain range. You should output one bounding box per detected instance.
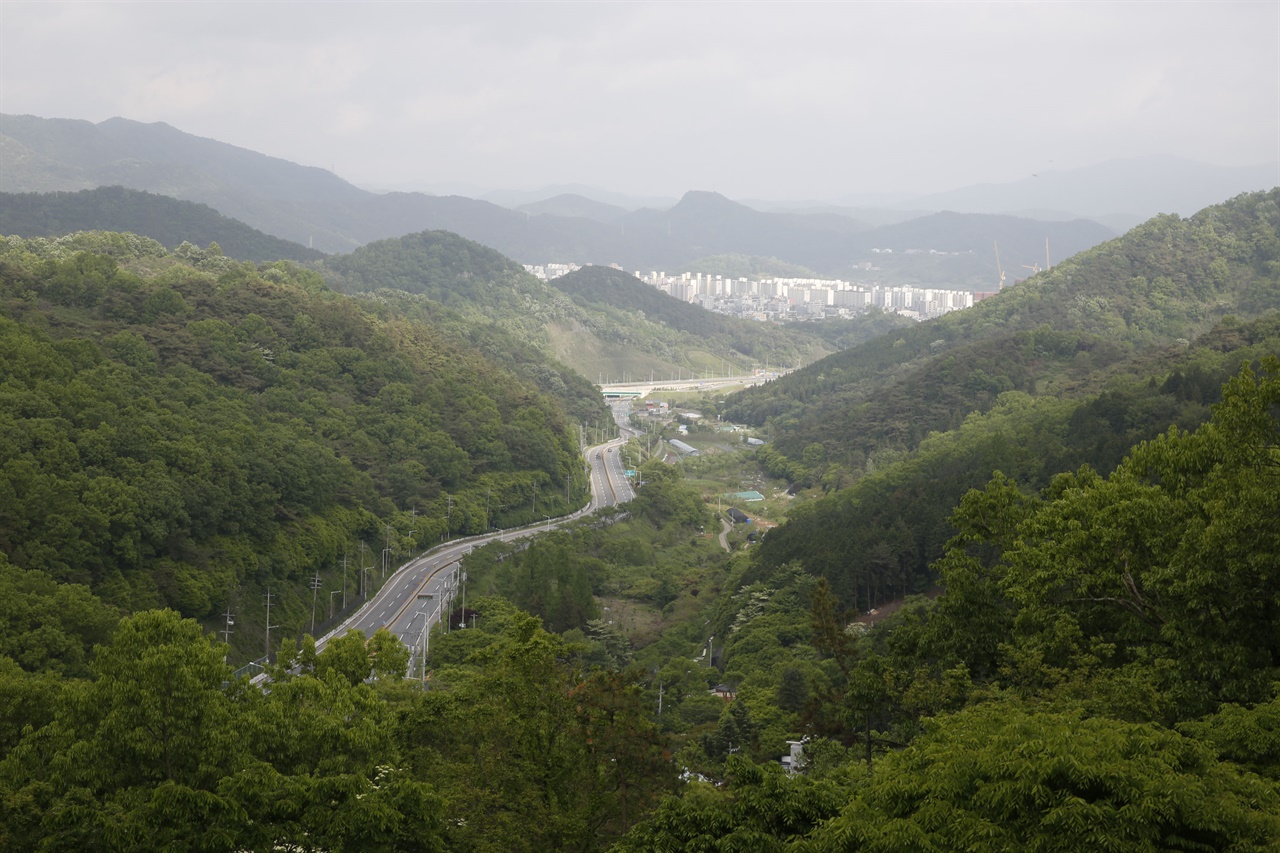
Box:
[516,194,628,223]
[5,113,1267,286]
[899,156,1279,229]
[428,160,1277,233]
[0,186,323,262]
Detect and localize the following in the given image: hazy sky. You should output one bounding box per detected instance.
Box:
[3,1,1277,200]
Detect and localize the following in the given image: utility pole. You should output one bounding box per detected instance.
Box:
[358,541,374,599]
[264,589,279,663]
[220,593,234,664]
[342,550,349,609]
[420,611,428,687]
[384,522,392,578]
[309,572,322,634]
[329,590,340,620]
[359,541,366,597]
[459,569,467,629]
[445,495,452,542]
[444,571,452,635]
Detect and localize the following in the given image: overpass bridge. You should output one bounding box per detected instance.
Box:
[599,375,761,398]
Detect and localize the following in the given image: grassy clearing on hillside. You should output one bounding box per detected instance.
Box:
[546,320,676,382]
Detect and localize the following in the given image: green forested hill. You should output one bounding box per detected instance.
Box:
[625,355,1280,849]
[0,186,325,263]
[548,265,909,363]
[323,231,834,380]
[729,189,1280,463]
[728,189,1280,613]
[0,231,599,660]
[751,313,1280,604]
[3,223,1280,849]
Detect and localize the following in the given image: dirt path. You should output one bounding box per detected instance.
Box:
[851,586,944,626]
[718,518,732,552]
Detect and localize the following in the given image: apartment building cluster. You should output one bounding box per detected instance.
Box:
[523,263,975,322]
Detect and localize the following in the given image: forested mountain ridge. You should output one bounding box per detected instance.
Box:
[0,230,601,662]
[322,230,835,381]
[3,240,1280,848]
[620,354,1280,850]
[1,113,369,252]
[725,189,1280,618]
[728,189,1280,464]
[4,113,1115,282]
[0,186,326,263]
[546,265,910,364]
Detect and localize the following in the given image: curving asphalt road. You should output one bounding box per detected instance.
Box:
[311,435,633,665]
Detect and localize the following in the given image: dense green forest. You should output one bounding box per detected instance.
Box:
[0,231,601,662]
[725,190,1280,612]
[613,356,1280,850]
[0,186,326,263]
[750,314,1280,612]
[0,433,722,850]
[3,359,1278,849]
[4,191,1280,849]
[728,189,1280,460]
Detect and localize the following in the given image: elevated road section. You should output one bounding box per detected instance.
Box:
[600,375,764,398]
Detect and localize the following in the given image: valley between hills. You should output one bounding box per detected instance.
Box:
[2,114,1280,848]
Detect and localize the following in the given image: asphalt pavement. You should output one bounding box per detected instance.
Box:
[312,436,631,659]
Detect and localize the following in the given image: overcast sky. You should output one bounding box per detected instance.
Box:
[2,1,1277,201]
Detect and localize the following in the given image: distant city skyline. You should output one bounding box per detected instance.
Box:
[3,1,1277,201]
[524,263,978,324]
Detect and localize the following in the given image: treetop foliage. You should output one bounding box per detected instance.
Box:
[0,232,595,659]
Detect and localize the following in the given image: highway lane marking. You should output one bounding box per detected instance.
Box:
[324,440,618,651]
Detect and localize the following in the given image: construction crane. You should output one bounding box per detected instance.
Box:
[1045,237,1051,270]
[1022,263,1042,275]
[994,241,1006,290]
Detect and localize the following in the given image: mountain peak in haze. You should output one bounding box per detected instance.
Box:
[670,190,756,218]
[516,193,627,223]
